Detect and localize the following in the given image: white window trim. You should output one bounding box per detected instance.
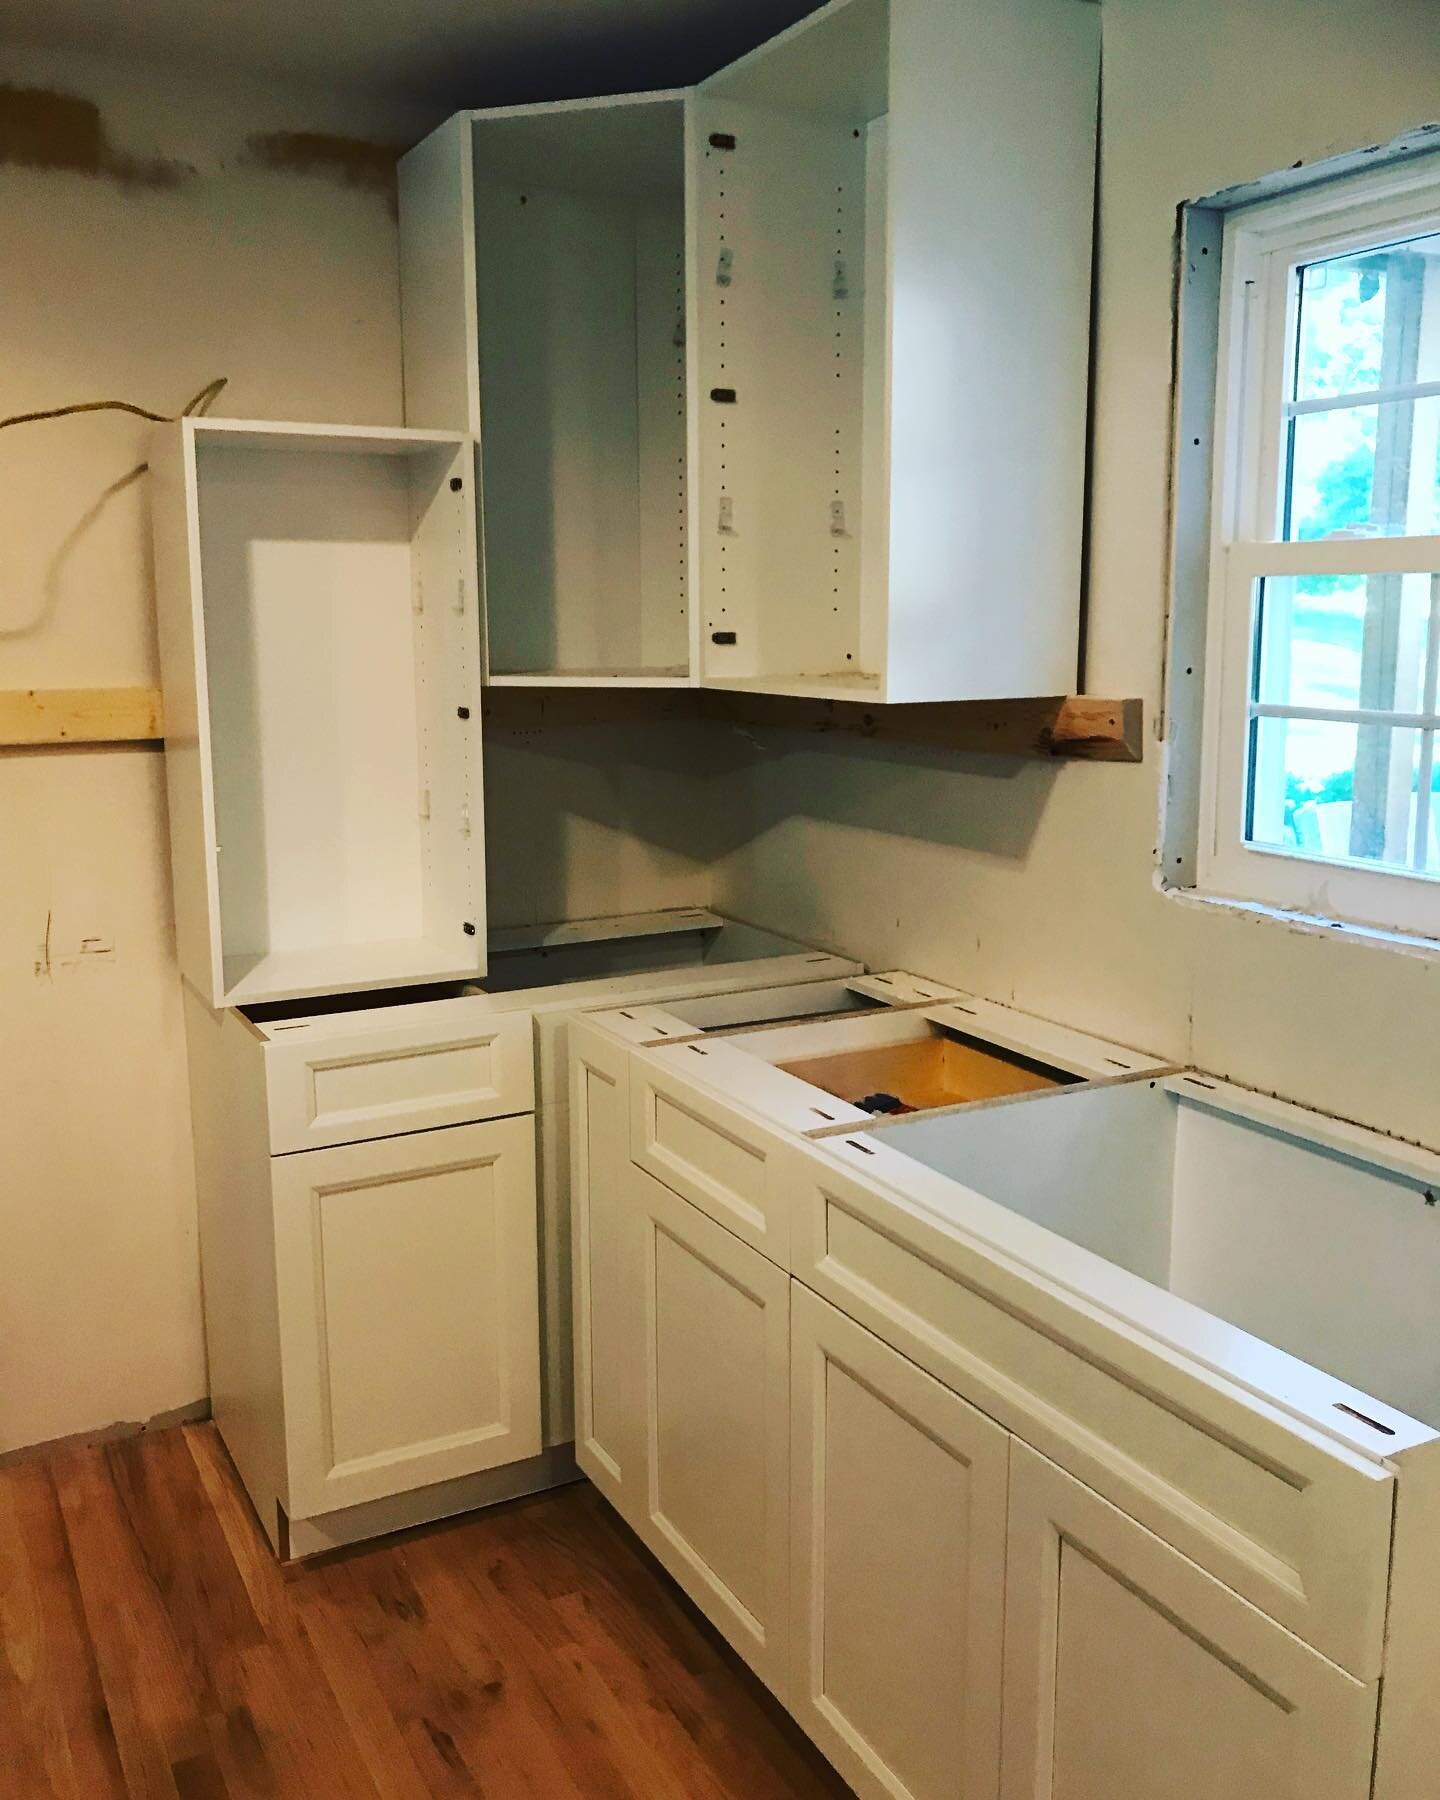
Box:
[1197,153,1440,941]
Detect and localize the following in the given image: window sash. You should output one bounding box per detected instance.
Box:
[1196,158,1440,937]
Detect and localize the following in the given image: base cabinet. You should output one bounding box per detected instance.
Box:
[273,1116,542,1519]
[790,1286,1008,1800]
[636,1168,792,1699]
[1000,1443,1378,1800]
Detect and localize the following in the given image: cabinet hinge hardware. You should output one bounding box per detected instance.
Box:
[716,247,734,288]
[711,629,737,645]
[832,255,849,300]
[708,132,736,151]
[717,495,735,534]
[710,387,737,404]
[829,500,847,536]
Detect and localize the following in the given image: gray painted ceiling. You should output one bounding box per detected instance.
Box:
[0,0,823,112]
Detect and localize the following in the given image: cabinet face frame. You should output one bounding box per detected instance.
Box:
[1001,1442,1378,1800]
[272,1116,541,1518]
[637,1169,792,1696]
[790,1285,1007,1800]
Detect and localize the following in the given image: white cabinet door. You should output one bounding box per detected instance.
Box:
[273,1117,541,1519]
[1001,1442,1378,1800]
[635,1169,792,1700]
[791,1285,1008,1800]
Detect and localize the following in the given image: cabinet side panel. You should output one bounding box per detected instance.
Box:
[694,98,869,685]
[1374,1438,1440,1800]
[884,0,1098,701]
[183,985,288,1549]
[152,422,222,1003]
[411,443,487,966]
[399,115,479,433]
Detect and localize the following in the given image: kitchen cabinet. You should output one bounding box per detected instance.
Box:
[568,995,1440,1797]
[151,418,484,1007]
[398,0,1098,701]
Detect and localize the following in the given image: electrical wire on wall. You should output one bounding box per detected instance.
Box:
[0,376,227,639]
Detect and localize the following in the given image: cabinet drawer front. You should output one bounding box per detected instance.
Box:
[265,1011,533,1152]
[629,1050,796,1265]
[1002,1443,1377,1800]
[272,1117,541,1519]
[791,1143,1394,1679]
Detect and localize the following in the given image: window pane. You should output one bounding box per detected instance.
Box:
[1248,716,1429,871]
[1295,235,1440,402]
[1254,571,1437,713]
[1287,234,1440,542]
[1287,396,1440,539]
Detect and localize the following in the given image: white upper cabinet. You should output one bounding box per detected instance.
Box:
[151,418,487,1007]
[399,0,1099,702]
[400,95,693,687]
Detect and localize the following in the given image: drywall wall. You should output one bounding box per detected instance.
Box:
[0,48,713,1454]
[0,46,425,1455]
[715,0,1440,1153]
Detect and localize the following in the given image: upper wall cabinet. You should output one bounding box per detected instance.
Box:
[398,0,1099,702]
[400,95,692,687]
[152,419,486,1008]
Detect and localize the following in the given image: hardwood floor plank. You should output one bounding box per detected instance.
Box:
[1,1456,129,1799]
[7,1426,849,1800]
[50,1446,209,1799]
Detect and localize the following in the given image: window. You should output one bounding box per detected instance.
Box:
[1199,155,1440,939]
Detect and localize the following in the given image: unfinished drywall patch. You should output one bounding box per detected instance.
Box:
[0,82,194,187]
[242,130,402,215]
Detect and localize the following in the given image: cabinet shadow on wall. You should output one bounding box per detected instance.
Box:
[482,716,1061,934]
[718,729,1062,863]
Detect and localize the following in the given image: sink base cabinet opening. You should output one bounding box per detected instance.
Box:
[152,421,485,1008]
[869,1076,1440,1435]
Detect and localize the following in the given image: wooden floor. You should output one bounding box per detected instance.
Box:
[0,1423,849,1799]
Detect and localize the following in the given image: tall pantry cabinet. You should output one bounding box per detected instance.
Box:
[398,0,1100,701]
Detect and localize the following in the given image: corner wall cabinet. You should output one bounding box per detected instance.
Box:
[568,1001,1440,1799]
[399,0,1100,701]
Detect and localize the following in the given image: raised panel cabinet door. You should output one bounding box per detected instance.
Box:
[273,1117,541,1520]
[790,1285,1008,1800]
[636,1168,792,1700]
[1001,1442,1378,1800]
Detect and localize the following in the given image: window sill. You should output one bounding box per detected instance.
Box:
[1158,877,1440,962]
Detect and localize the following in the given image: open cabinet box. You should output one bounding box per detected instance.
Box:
[151,417,485,1007]
[400,94,692,687]
[398,0,1098,701]
[838,1070,1440,1436]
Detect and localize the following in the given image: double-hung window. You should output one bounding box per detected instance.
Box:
[1200,156,1440,939]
